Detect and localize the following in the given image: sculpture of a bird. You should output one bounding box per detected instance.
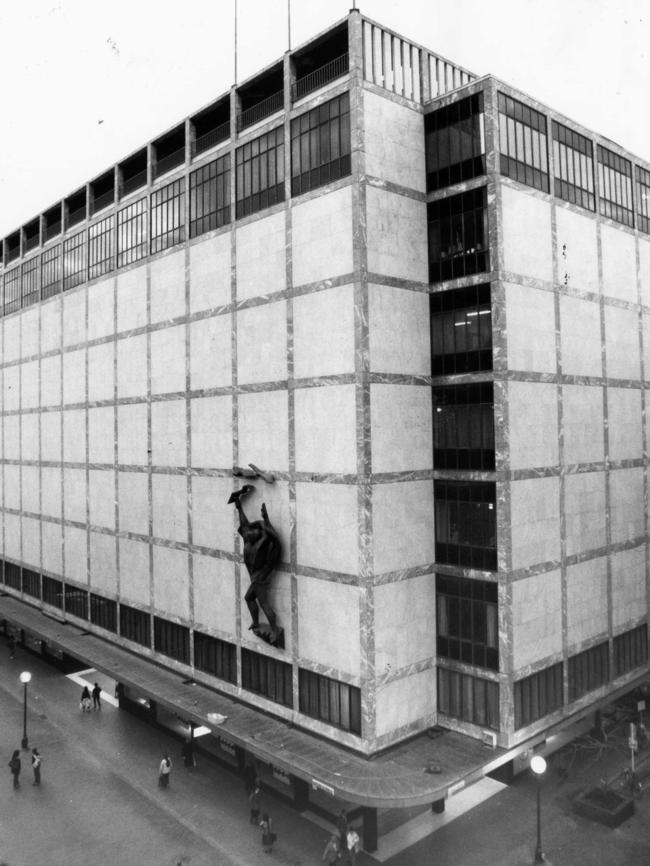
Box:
[227,484,255,504]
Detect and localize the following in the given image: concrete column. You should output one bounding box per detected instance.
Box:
[362,807,378,853]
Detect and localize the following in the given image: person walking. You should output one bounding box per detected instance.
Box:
[259,812,276,854]
[7,635,16,659]
[31,748,41,786]
[80,685,92,713]
[322,834,341,864]
[344,826,360,866]
[181,738,195,770]
[92,682,102,710]
[249,784,261,825]
[8,750,21,789]
[158,753,172,788]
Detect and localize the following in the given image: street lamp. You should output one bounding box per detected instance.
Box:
[19,671,32,750]
[531,755,547,863]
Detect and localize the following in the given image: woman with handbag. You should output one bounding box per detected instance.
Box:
[259,812,276,854]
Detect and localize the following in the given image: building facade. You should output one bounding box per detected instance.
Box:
[0,8,648,787]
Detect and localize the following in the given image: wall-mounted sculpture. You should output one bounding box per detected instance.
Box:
[227,484,283,648]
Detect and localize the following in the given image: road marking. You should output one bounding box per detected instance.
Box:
[66,669,120,707]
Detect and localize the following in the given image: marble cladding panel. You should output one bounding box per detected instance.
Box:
[63,468,86,523]
[564,472,607,558]
[566,557,609,646]
[3,465,20,510]
[646,390,650,457]
[297,575,361,676]
[150,250,186,324]
[605,306,641,381]
[40,299,62,354]
[609,467,645,544]
[88,406,115,464]
[607,388,643,461]
[368,284,430,376]
[611,546,647,630]
[3,366,18,411]
[190,395,234,468]
[41,354,62,407]
[40,412,60,462]
[88,469,116,530]
[117,334,148,398]
[600,223,638,303]
[291,187,354,286]
[191,475,238,552]
[151,400,187,466]
[117,403,148,465]
[21,517,41,568]
[116,265,148,333]
[192,554,237,635]
[41,467,62,519]
[510,477,561,570]
[555,205,599,294]
[3,319,20,363]
[21,414,39,462]
[189,315,232,390]
[89,531,117,595]
[20,308,39,359]
[21,360,39,409]
[153,545,190,619]
[87,277,116,341]
[372,480,435,575]
[1,416,18,460]
[501,186,553,282]
[41,521,63,575]
[370,384,432,473]
[62,289,86,346]
[118,471,149,536]
[240,570,292,649]
[118,537,151,606]
[150,325,187,395]
[21,466,40,514]
[236,212,286,300]
[366,186,428,282]
[363,89,426,192]
[295,483,358,574]
[152,473,188,543]
[237,391,289,473]
[237,301,288,385]
[293,285,356,379]
[507,382,559,469]
[562,386,605,466]
[189,233,232,313]
[88,342,115,402]
[512,570,562,670]
[64,524,88,583]
[374,574,436,673]
[62,349,86,405]
[639,237,650,307]
[4,514,20,560]
[375,670,435,739]
[560,295,603,378]
[294,385,357,474]
[63,408,86,463]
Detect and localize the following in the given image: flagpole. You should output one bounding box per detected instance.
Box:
[234,0,238,84]
[288,0,291,50]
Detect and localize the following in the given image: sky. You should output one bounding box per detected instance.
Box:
[0,0,648,238]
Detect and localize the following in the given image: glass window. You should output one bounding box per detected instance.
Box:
[436,575,498,670]
[425,93,486,191]
[3,561,21,589]
[21,258,39,309]
[41,246,61,299]
[434,480,497,570]
[88,215,114,280]
[568,641,609,701]
[3,268,21,315]
[119,603,151,647]
[636,165,650,235]
[42,575,63,608]
[189,155,231,238]
[514,662,563,729]
[241,648,293,708]
[428,187,489,283]
[151,178,185,254]
[552,121,595,211]
[291,92,351,196]
[194,631,237,684]
[498,93,549,193]
[235,126,285,218]
[298,669,361,734]
[433,382,494,470]
[437,667,499,729]
[90,593,117,632]
[154,617,190,664]
[614,625,648,677]
[597,145,634,227]
[430,284,492,375]
[117,198,148,267]
[22,569,41,599]
[63,231,87,290]
[64,584,89,619]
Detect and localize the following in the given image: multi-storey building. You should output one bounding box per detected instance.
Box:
[1,8,649,847]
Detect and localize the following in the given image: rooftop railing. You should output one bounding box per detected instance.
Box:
[92,189,115,214]
[193,121,230,157]
[238,89,284,132]
[44,222,61,242]
[292,53,349,101]
[67,205,86,228]
[23,234,40,253]
[122,169,147,197]
[155,145,186,179]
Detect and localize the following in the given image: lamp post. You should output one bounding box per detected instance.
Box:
[531,755,547,863]
[19,671,32,749]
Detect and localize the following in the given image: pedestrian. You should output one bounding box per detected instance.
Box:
[8,750,21,789]
[31,748,41,786]
[158,753,172,788]
[92,682,102,710]
[181,738,196,770]
[249,784,261,824]
[259,812,276,854]
[336,810,348,847]
[322,834,341,864]
[344,826,360,866]
[243,761,258,794]
[80,685,92,713]
[7,634,16,659]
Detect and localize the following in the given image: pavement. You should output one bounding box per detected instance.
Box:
[1,643,650,865]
